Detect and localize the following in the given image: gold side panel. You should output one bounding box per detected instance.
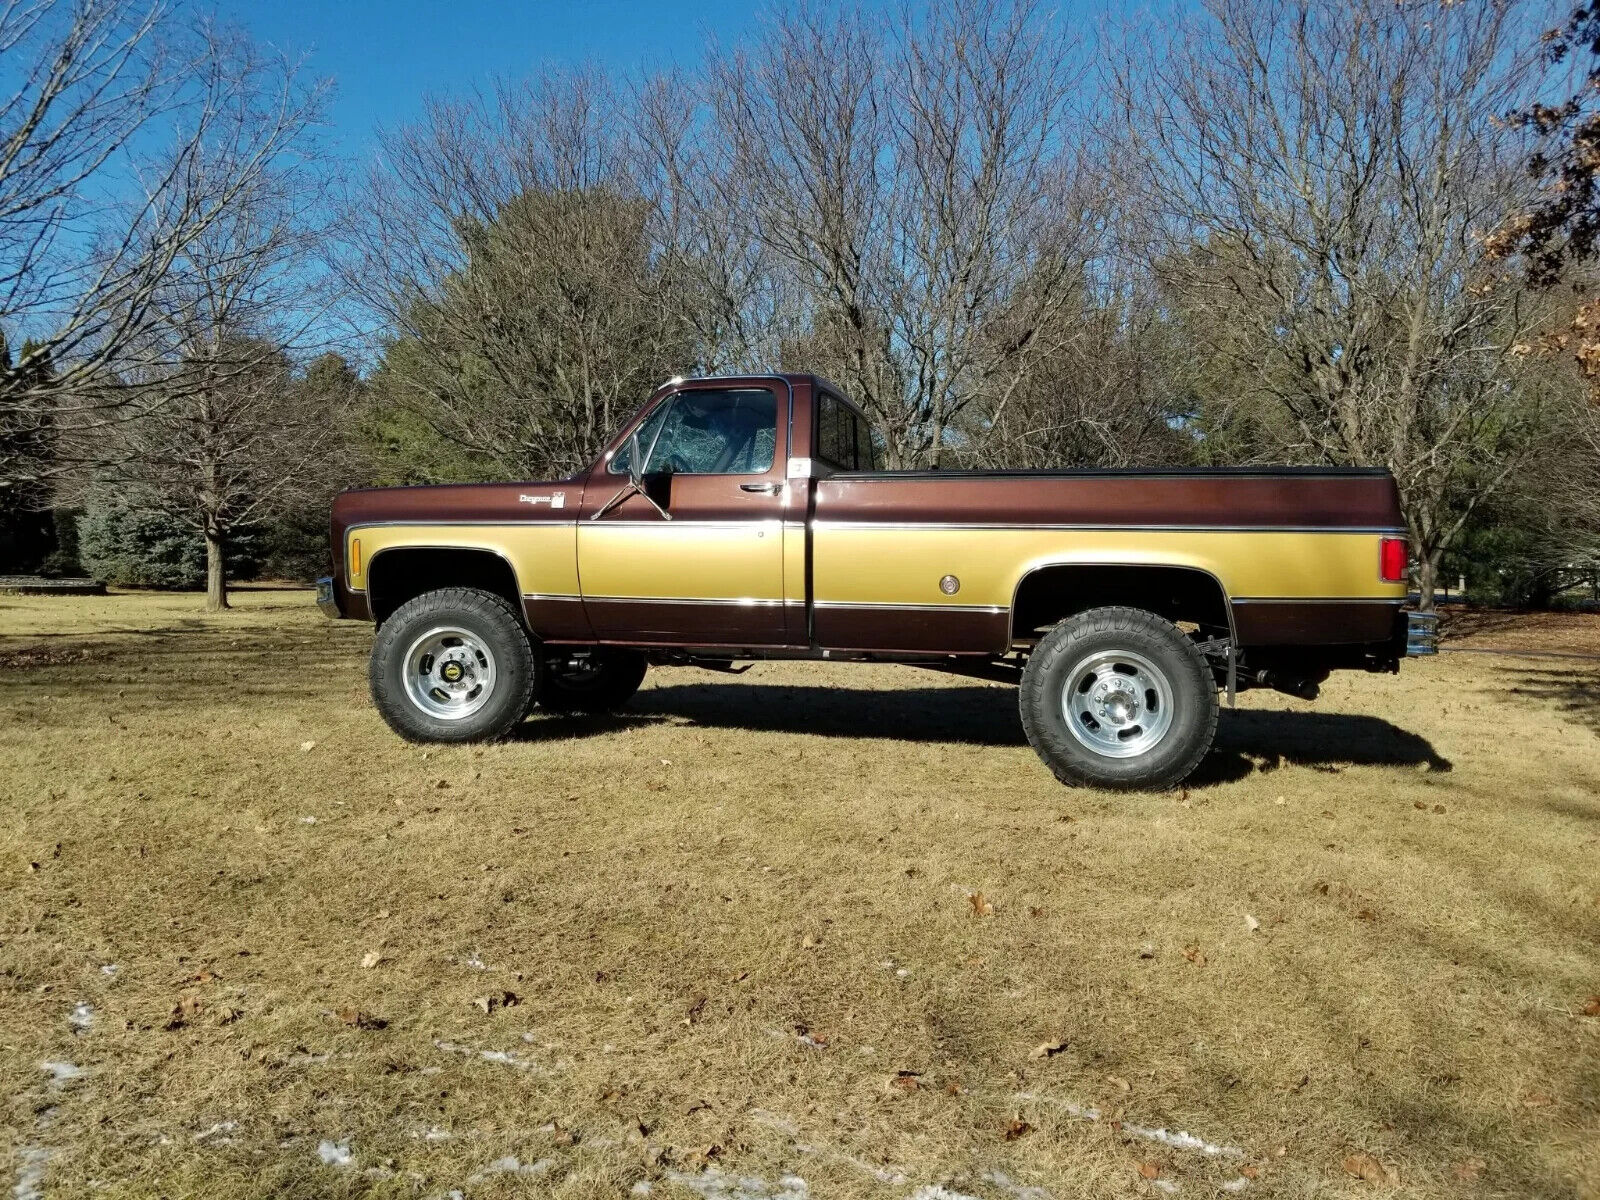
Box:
[577,520,785,601]
[348,523,579,596]
[812,528,1407,607]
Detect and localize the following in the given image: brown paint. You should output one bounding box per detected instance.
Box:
[1231,600,1403,645]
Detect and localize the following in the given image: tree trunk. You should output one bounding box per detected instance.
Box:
[205,527,229,611]
[1414,552,1439,613]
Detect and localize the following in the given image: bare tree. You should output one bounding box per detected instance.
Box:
[72,33,341,610]
[0,3,331,490]
[705,0,1096,467]
[343,70,701,480]
[1112,0,1581,605]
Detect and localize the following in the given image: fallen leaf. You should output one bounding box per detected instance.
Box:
[1342,1153,1396,1185]
[1522,1090,1554,1107]
[1030,1040,1068,1060]
[1413,801,1427,810]
[1240,1165,1260,1179]
[1580,995,1600,1017]
[1450,1157,1486,1182]
[1433,804,1446,814]
[968,891,994,917]
[472,990,520,1015]
[300,740,316,752]
[800,933,822,950]
[1182,944,1207,967]
[360,951,382,969]
[1003,1117,1033,1141]
[1355,909,1377,921]
[1244,913,1261,934]
[945,1081,964,1096]
[336,1006,387,1030]
[685,994,707,1025]
[888,1071,921,1093]
[1138,1162,1161,1180]
[1108,1074,1131,1093]
[216,1006,242,1026]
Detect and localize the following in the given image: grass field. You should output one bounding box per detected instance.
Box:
[1,588,1597,1200]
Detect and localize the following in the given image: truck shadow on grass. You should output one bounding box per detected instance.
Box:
[524,681,1452,778]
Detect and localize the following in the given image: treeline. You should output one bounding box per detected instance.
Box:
[3,0,1600,610]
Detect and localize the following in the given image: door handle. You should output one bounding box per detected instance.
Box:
[740,482,783,495]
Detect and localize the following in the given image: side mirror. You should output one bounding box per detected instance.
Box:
[627,429,644,487]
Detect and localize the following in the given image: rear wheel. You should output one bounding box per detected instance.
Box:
[537,647,648,714]
[369,588,539,743]
[1020,606,1217,790]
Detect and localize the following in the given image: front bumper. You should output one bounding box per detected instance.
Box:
[1403,610,1438,656]
[315,576,341,619]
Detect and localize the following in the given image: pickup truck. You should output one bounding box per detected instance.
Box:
[318,373,1436,789]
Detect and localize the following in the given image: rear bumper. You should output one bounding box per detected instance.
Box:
[1402,609,1438,657]
[315,576,341,619]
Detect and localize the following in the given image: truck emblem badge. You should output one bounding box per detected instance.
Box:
[940,574,960,595]
[519,492,566,508]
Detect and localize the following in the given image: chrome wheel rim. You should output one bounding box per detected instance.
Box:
[403,626,497,720]
[1061,648,1174,759]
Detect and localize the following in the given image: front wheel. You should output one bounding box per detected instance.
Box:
[369,588,540,743]
[1020,606,1218,790]
[537,647,648,714]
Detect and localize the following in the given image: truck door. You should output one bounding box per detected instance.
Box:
[577,384,794,645]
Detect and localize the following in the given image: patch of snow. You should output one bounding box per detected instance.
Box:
[1013,1092,1243,1159]
[983,1169,1052,1200]
[463,953,487,970]
[40,1061,85,1089]
[466,1156,555,1184]
[67,1002,94,1031]
[316,1140,353,1167]
[1220,1180,1251,1193]
[298,816,318,824]
[418,1126,452,1141]
[632,1183,653,1196]
[432,1038,552,1073]
[1151,1180,1180,1194]
[665,1168,809,1200]
[12,1145,53,1200]
[1121,1120,1244,1159]
[194,1121,238,1144]
[99,964,118,976]
[910,1187,980,1200]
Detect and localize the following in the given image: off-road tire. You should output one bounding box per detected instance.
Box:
[537,647,648,714]
[369,588,539,743]
[1020,606,1218,791]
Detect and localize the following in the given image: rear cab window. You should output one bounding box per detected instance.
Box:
[815,391,881,472]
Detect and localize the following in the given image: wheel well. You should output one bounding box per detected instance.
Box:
[366,548,522,625]
[1011,565,1231,642]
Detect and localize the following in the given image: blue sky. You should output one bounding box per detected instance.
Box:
[219,1,889,157]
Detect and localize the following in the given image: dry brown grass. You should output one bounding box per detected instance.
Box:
[2,590,1597,1200]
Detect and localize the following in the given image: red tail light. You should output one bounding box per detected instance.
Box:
[1379,537,1408,583]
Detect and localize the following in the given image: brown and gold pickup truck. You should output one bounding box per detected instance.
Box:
[318,373,1436,789]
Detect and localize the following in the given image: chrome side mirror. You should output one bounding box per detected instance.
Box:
[627,429,644,487]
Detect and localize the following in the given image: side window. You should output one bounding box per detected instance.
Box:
[625,388,777,475]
